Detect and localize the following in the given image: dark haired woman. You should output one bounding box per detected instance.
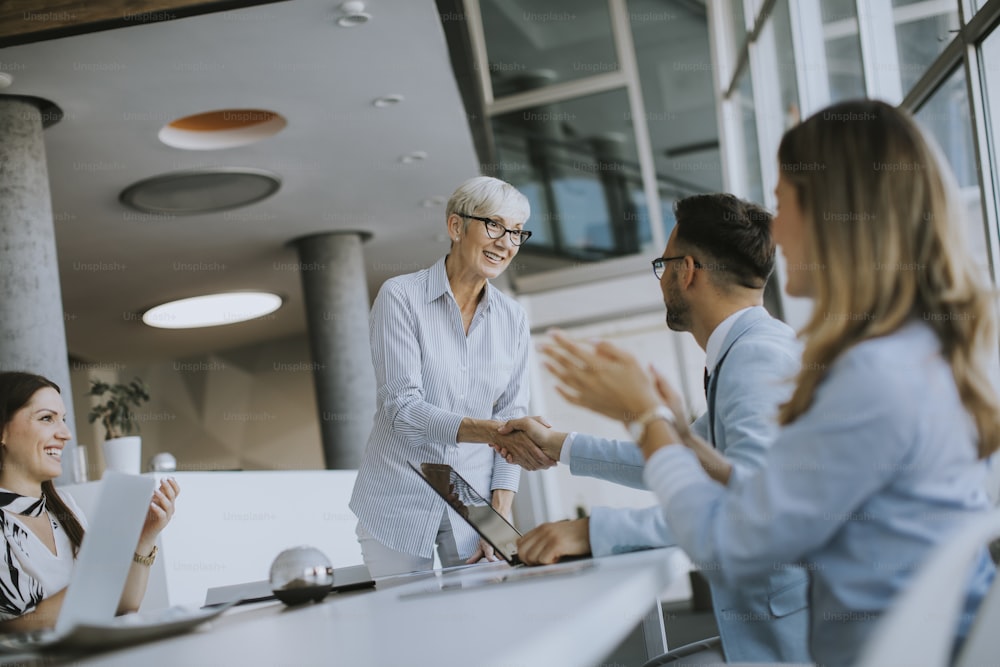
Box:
[0,371,178,631]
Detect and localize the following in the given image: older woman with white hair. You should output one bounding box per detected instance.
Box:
[349,176,551,577]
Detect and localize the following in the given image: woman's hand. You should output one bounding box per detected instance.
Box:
[136,477,179,554]
[540,330,661,423]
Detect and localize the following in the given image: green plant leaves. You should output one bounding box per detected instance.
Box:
[87,377,151,441]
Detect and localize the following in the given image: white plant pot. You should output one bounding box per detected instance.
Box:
[102,436,142,476]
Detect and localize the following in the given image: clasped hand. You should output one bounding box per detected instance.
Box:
[491,330,691,467]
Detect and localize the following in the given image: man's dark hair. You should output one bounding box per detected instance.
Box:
[674,193,774,289]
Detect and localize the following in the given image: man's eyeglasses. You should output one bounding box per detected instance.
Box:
[652,255,701,280]
[459,214,532,246]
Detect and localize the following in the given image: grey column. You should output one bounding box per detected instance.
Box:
[0,96,78,484]
[293,232,375,469]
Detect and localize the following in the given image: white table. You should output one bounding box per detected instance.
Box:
[70,548,680,667]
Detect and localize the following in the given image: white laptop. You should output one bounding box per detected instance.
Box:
[0,472,229,653]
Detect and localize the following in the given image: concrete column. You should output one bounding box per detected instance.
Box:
[0,96,78,484]
[292,232,375,469]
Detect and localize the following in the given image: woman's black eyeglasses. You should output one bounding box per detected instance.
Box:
[459,214,532,246]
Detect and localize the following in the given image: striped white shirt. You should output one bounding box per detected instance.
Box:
[349,256,529,558]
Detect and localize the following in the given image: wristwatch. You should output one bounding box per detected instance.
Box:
[626,405,676,441]
[133,545,158,566]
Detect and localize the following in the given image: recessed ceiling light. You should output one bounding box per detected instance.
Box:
[0,72,13,89]
[337,1,371,26]
[372,94,404,108]
[143,292,282,329]
[399,151,428,164]
[120,168,281,215]
[159,109,287,150]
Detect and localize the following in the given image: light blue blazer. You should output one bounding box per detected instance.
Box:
[571,307,810,663]
[645,320,996,667]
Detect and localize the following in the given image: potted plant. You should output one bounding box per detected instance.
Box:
[88,377,150,475]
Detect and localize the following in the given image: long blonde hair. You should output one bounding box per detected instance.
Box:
[777,99,1000,458]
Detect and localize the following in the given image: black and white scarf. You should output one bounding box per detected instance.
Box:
[0,489,46,518]
[0,488,46,618]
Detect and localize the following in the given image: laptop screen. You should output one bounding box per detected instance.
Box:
[57,472,156,634]
[409,462,522,565]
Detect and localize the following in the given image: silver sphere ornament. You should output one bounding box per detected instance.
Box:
[148,452,177,472]
[269,546,335,605]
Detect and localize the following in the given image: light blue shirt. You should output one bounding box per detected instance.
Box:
[645,320,996,667]
[563,306,811,663]
[556,304,755,468]
[350,256,528,558]
[704,305,753,371]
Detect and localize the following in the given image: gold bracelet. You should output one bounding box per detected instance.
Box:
[133,545,157,566]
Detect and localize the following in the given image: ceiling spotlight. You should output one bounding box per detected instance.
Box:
[0,72,12,89]
[372,94,404,108]
[399,151,428,164]
[337,1,371,27]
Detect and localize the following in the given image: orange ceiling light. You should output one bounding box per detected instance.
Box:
[159,109,287,150]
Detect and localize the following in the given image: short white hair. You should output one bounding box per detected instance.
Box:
[446,176,530,225]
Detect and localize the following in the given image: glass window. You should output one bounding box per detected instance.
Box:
[490,89,652,273]
[980,26,1000,257]
[480,0,619,98]
[821,0,866,101]
[915,67,990,270]
[628,0,721,229]
[734,70,765,205]
[892,0,961,95]
[730,0,748,46]
[964,0,990,18]
[771,0,802,128]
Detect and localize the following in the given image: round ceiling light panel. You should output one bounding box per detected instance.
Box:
[119,168,281,215]
[159,109,286,150]
[143,292,283,329]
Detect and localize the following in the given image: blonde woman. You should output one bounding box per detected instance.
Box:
[541,100,998,667]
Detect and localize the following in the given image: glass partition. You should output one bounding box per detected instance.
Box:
[916,67,990,271]
[491,89,652,263]
[629,0,722,229]
[892,0,961,95]
[821,0,867,101]
[480,0,619,98]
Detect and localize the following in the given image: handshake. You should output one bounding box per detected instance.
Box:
[488,416,567,471]
[486,329,693,471]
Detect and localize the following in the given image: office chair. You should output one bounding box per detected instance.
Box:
[639,635,722,666]
[855,507,1000,667]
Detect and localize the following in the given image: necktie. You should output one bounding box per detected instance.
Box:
[703,367,710,398]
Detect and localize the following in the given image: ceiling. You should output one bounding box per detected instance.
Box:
[0,0,482,363]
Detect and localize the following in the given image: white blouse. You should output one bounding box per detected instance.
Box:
[0,492,88,620]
